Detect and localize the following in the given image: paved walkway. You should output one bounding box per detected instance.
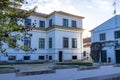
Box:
[0,65,120,80]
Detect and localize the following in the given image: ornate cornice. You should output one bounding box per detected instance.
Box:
[31,25,84,32]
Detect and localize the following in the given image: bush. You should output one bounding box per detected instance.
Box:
[56,62,92,66]
[0,67,15,70]
[0,61,44,65]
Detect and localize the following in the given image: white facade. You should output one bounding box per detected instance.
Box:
[91,15,120,63]
[83,37,92,62]
[0,11,84,62]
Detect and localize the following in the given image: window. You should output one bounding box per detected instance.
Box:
[49,37,52,48]
[39,20,45,28]
[63,37,69,48]
[99,33,106,41]
[72,38,77,48]
[39,56,45,60]
[71,20,76,28]
[39,38,45,49]
[24,37,31,48]
[8,56,16,60]
[83,51,86,57]
[49,56,52,60]
[115,31,120,39]
[24,56,30,60]
[25,18,31,27]
[49,19,52,27]
[9,38,17,48]
[72,56,77,60]
[63,19,68,27]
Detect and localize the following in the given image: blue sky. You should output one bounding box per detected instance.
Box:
[21,0,120,37]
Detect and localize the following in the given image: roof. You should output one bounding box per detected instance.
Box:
[32,12,48,18]
[83,37,91,43]
[18,8,84,19]
[92,15,120,32]
[32,11,84,19]
[48,11,84,19]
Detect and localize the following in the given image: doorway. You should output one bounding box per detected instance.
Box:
[59,51,63,62]
[115,50,120,63]
[101,50,107,63]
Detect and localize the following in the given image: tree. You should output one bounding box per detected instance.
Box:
[0,0,36,55]
[90,40,118,63]
[90,42,103,63]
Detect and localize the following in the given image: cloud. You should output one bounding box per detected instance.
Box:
[21,0,115,37]
[21,0,113,14]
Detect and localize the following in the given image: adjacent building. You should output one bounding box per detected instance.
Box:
[91,15,120,63]
[0,11,84,62]
[83,37,92,62]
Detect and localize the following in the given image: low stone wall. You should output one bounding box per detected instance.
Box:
[16,65,99,77]
[16,70,56,77]
[78,66,100,70]
[0,69,19,74]
[49,65,79,70]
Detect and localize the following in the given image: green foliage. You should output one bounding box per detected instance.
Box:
[0,0,36,54]
[0,67,14,69]
[90,42,102,63]
[0,62,44,65]
[56,62,93,66]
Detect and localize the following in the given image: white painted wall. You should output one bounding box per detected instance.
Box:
[55,14,82,28]
[0,12,84,61]
[91,15,120,63]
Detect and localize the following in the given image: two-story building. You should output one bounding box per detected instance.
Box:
[91,15,120,64]
[0,11,84,62]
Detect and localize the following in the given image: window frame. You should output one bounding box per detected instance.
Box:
[49,19,52,27]
[49,37,52,48]
[39,20,45,28]
[63,19,68,27]
[39,56,45,60]
[99,33,106,41]
[24,56,30,60]
[39,38,45,49]
[71,20,77,28]
[25,18,31,27]
[24,37,31,48]
[9,37,17,48]
[63,37,69,48]
[72,38,77,48]
[8,56,16,60]
[115,30,120,39]
[49,56,52,60]
[72,56,77,60]
[83,51,86,57]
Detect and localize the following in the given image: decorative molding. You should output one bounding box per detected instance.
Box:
[31,25,84,32]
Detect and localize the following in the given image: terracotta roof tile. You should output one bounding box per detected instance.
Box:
[32,12,48,17]
[83,37,91,43]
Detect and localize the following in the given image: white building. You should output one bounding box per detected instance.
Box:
[0,11,84,62]
[83,37,92,62]
[91,15,120,64]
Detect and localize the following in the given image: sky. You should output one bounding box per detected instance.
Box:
[21,0,120,38]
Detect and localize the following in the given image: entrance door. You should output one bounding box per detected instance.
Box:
[101,50,107,63]
[115,50,120,63]
[59,51,63,62]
